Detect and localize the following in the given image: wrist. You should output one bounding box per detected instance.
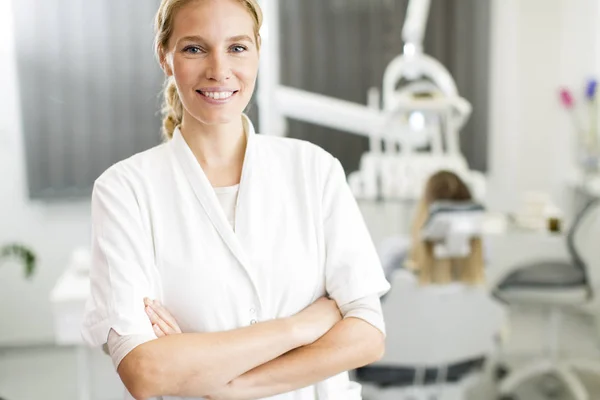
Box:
[226,374,249,399]
[205,379,242,400]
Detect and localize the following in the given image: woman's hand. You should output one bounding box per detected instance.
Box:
[292,297,342,346]
[143,295,341,344]
[144,297,182,337]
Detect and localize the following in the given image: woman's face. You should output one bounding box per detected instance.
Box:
[163,0,259,127]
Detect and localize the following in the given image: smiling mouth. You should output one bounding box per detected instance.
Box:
[196,90,239,100]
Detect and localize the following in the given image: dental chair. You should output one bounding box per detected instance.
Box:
[357,202,507,400]
[494,199,600,400]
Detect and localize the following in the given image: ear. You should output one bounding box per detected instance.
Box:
[256,34,262,52]
[159,49,174,77]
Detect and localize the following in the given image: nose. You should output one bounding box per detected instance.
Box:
[205,52,231,83]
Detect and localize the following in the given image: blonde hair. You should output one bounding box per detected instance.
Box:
[154,0,263,139]
[409,171,485,286]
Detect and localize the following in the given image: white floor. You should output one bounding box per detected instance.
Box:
[0,344,122,400]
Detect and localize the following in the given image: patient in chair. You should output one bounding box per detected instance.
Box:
[357,170,507,391]
[407,170,485,285]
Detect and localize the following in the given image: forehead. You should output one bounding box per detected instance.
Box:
[170,0,255,43]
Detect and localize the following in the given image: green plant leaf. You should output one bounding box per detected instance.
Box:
[1,244,37,279]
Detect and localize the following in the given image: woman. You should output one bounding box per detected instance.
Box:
[81,0,390,399]
[407,170,486,285]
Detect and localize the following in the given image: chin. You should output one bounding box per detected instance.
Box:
[195,111,242,126]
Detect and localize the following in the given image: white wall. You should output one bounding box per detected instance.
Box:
[487,0,600,216]
[0,0,91,346]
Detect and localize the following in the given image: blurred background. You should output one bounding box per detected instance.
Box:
[1,0,600,399]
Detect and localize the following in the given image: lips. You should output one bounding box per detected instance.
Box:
[196,90,239,100]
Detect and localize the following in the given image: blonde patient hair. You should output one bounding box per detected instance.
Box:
[409,171,485,286]
[154,0,263,139]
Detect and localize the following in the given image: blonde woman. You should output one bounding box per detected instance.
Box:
[408,170,485,285]
[81,0,390,399]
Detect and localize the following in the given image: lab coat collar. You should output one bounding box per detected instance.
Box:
[168,114,262,307]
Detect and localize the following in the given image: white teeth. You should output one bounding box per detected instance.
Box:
[201,91,234,100]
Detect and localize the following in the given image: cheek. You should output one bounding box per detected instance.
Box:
[236,64,259,91]
[172,59,199,86]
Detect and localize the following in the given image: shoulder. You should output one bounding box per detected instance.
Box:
[94,142,170,191]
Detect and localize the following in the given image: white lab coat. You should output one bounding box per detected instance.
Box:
[81,116,390,400]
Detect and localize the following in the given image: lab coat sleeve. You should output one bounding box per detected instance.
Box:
[322,157,391,307]
[107,329,157,368]
[81,168,160,347]
[339,295,386,336]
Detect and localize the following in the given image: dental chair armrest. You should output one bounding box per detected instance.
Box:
[485,232,570,288]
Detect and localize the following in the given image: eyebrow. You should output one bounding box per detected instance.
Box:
[178,34,254,45]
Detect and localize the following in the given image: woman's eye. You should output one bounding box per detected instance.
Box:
[183,46,203,54]
[231,45,247,53]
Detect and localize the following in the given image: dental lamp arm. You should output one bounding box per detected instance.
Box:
[402,0,431,55]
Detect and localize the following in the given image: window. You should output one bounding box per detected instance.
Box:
[13,0,164,200]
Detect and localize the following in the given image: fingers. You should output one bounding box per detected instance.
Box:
[143,298,182,334]
[145,305,173,334]
[153,323,166,338]
[150,301,182,333]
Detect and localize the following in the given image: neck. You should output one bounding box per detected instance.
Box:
[179,114,247,169]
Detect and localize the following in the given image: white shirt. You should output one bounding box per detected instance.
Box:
[214,184,240,230]
[82,116,390,399]
[106,185,386,387]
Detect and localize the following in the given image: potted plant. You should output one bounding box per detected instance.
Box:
[0,244,36,399]
[1,243,37,279]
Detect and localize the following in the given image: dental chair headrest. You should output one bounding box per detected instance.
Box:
[421,201,486,259]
